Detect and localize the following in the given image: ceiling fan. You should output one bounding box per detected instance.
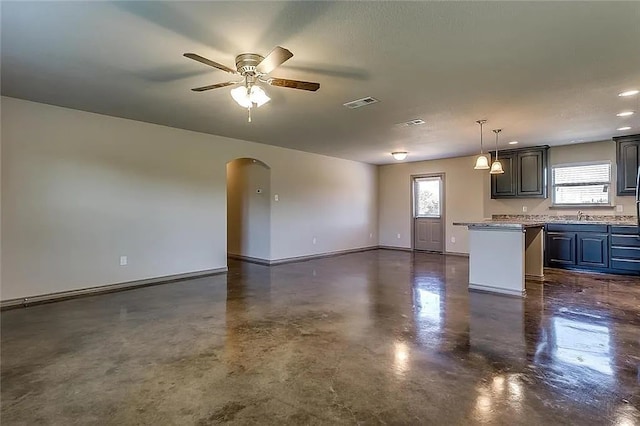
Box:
[184,46,320,122]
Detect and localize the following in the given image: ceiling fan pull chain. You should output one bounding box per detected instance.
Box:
[247,106,252,123]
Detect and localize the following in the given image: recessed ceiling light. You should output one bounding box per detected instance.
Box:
[618,90,639,97]
[508,141,519,145]
[617,111,635,117]
[617,126,632,131]
[391,151,408,161]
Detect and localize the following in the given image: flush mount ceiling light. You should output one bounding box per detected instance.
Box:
[618,90,639,97]
[617,111,635,117]
[473,119,490,170]
[617,126,632,131]
[508,141,519,145]
[490,129,505,175]
[392,152,408,161]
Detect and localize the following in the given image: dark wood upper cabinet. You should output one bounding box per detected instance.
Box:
[491,152,516,197]
[491,146,549,199]
[614,134,640,196]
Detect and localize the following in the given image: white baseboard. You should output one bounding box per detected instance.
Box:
[445,251,469,257]
[269,246,379,265]
[1,267,228,310]
[227,253,271,265]
[378,245,413,252]
[469,283,526,298]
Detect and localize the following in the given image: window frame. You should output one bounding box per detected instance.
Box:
[550,160,612,207]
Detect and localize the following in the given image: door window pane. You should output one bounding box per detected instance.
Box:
[415,178,441,217]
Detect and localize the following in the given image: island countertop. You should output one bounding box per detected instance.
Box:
[453,221,546,230]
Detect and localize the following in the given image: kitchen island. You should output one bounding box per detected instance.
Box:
[453,221,546,297]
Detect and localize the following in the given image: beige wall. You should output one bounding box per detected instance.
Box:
[227,158,271,260]
[485,140,636,217]
[378,156,487,254]
[1,97,378,301]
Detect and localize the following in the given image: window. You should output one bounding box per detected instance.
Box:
[413,177,441,217]
[551,162,611,206]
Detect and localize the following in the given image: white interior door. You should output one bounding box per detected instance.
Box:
[413,176,444,252]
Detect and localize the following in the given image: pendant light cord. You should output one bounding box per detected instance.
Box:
[476,119,487,154]
[493,129,502,160]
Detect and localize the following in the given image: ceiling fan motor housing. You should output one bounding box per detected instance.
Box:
[235,53,264,76]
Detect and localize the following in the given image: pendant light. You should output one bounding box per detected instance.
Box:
[473,119,490,170]
[490,129,505,174]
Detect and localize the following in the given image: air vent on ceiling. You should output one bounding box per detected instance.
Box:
[343,97,379,109]
[397,119,426,127]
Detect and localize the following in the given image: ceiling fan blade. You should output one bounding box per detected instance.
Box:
[256,46,293,74]
[184,53,237,74]
[191,81,238,92]
[267,77,320,92]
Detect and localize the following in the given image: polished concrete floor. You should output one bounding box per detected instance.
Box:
[1,250,639,425]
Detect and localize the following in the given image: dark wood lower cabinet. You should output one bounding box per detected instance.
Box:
[610,226,640,273]
[545,224,639,275]
[546,232,576,267]
[576,233,608,268]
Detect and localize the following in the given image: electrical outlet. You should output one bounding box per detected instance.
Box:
[616,205,624,212]
[522,206,528,213]
[119,256,128,266]
[312,237,317,245]
[451,236,456,243]
[397,233,401,239]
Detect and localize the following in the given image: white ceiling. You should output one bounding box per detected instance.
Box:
[2,1,639,164]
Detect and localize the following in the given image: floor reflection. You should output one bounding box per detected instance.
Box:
[552,315,613,376]
[414,288,441,324]
[534,307,615,379]
[474,373,525,423]
[393,341,410,378]
[469,292,527,368]
[411,254,449,349]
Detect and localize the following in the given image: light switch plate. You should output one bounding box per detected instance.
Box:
[274,194,279,201]
[120,256,128,266]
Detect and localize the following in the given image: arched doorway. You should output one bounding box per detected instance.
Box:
[226,158,271,263]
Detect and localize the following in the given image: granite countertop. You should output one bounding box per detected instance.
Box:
[453,215,637,229]
[545,220,636,226]
[453,221,546,230]
[492,214,637,226]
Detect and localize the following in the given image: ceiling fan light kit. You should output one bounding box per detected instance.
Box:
[230,85,270,109]
[184,46,320,122]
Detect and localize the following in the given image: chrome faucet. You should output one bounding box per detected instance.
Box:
[577,210,584,221]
